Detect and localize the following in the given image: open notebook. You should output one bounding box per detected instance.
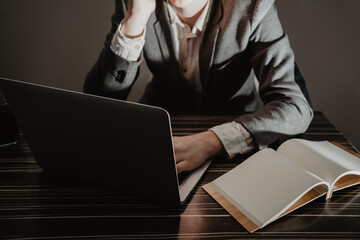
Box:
[203,139,360,233]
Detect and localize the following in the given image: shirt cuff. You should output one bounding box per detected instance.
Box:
[110,21,146,62]
[210,121,255,159]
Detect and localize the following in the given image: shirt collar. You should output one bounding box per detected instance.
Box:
[166,0,211,35]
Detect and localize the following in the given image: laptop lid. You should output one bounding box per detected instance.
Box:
[0,78,210,205]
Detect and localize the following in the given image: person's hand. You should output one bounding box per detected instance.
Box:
[121,0,156,38]
[173,131,224,174]
[128,0,156,15]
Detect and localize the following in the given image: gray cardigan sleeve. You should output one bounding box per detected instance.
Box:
[84,0,143,100]
[237,4,314,149]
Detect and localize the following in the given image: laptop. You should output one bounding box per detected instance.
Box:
[0,77,212,205]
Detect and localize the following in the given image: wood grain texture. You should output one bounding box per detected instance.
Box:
[0,112,359,239]
[203,183,259,233]
[332,141,360,158]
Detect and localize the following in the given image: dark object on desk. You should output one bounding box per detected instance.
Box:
[0,101,19,147]
[0,112,359,239]
[0,77,211,206]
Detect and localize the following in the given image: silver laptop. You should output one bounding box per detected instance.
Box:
[0,77,211,205]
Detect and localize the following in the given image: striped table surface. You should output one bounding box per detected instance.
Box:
[0,111,359,239]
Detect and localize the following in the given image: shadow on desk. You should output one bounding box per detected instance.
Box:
[4,170,183,238]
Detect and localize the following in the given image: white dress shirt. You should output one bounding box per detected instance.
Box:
[166,0,208,100]
[110,0,255,158]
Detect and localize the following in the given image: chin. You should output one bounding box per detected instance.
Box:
[168,0,194,8]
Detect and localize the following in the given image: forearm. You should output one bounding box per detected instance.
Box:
[243,49,313,149]
[210,122,255,158]
[248,36,313,149]
[84,0,152,99]
[121,11,150,38]
[84,40,143,99]
[121,0,155,38]
[238,95,313,150]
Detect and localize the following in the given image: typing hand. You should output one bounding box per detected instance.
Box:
[173,131,224,174]
[121,0,156,38]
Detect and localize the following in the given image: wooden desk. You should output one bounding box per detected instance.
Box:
[0,111,359,239]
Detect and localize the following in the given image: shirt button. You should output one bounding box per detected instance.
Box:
[134,45,140,50]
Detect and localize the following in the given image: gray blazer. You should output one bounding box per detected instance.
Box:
[84,0,313,150]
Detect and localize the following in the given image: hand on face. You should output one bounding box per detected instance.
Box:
[128,0,156,15]
[121,0,156,38]
[173,131,224,174]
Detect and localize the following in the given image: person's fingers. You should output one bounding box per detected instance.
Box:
[174,149,184,163]
[173,137,187,163]
[175,156,182,163]
[176,160,190,174]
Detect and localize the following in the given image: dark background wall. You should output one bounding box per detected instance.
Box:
[0,0,359,150]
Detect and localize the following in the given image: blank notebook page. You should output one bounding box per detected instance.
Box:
[212,148,327,227]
